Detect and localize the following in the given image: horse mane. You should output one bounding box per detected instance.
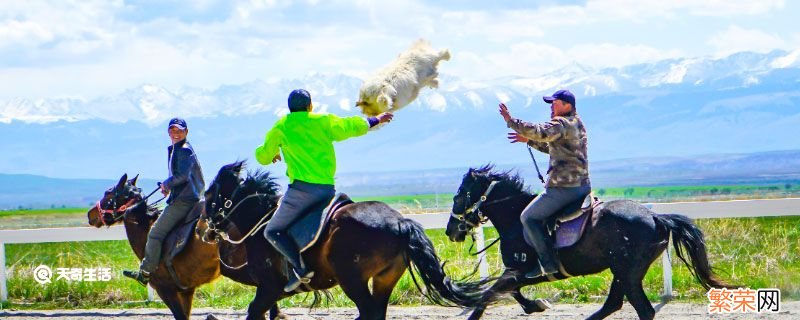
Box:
[472,164,529,195]
[238,169,281,199]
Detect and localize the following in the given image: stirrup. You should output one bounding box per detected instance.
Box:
[524,265,556,279]
[284,269,315,292]
[123,270,150,286]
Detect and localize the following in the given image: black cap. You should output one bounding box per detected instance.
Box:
[288,89,312,112]
[168,117,187,130]
[543,89,576,107]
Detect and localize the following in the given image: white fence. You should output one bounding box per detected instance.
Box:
[1,197,799,303]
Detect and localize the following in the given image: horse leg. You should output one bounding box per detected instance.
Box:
[246,285,282,320]
[511,288,550,314]
[154,286,189,320]
[371,259,406,319]
[468,269,520,320]
[269,304,288,320]
[625,278,655,320]
[177,288,195,319]
[335,267,378,320]
[586,276,625,320]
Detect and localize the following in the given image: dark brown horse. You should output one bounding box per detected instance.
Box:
[202,161,490,320]
[445,165,737,320]
[86,174,286,320]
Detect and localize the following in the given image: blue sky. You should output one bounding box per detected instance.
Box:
[0,0,798,99]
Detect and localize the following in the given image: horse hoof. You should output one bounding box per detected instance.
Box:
[535,299,552,310]
[275,312,288,320]
[206,314,220,320]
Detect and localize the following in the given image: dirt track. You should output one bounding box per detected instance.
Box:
[1,302,798,319]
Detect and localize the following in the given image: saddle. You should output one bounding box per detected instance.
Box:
[288,193,354,253]
[281,193,353,293]
[159,201,204,291]
[546,194,601,249]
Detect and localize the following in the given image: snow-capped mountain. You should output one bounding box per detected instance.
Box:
[0,49,798,182]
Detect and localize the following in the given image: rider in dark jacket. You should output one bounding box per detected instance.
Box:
[123,117,205,286]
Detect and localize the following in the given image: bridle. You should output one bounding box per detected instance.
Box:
[204,185,279,245]
[451,180,497,231]
[450,180,518,232]
[95,185,162,226]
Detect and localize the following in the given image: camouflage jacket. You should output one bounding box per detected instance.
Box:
[507,115,590,188]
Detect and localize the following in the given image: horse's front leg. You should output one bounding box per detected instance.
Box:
[468,269,522,320]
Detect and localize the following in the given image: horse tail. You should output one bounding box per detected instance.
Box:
[653,213,738,289]
[398,218,490,308]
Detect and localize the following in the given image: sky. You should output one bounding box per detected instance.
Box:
[0,0,798,100]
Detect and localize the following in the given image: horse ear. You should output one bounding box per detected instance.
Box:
[233,162,244,176]
[116,174,128,190]
[128,174,139,186]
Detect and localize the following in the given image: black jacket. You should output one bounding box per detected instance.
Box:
[163,139,205,204]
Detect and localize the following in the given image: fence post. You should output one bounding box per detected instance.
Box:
[147,285,155,302]
[474,226,489,278]
[662,240,673,301]
[1,242,7,303]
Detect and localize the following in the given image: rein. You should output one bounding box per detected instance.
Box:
[527,145,546,184]
[95,197,137,226]
[207,192,281,245]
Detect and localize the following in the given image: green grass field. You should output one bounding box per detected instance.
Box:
[1,182,796,226]
[3,216,798,310]
[353,183,799,210]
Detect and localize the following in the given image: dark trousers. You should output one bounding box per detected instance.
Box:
[263,180,335,270]
[141,200,195,273]
[521,185,591,247]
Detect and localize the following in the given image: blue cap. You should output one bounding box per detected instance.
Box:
[167,117,187,130]
[288,89,312,112]
[543,89,576,107]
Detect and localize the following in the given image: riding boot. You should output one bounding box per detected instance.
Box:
[523,222,559,279]
[122,269,150,286]
[269,231,315,292]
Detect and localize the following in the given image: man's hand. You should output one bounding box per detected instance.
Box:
[499,103,512,122]
[272,154,282,164]
[507,132,529,143]
[159,183,169,196]
[376,112,394,124]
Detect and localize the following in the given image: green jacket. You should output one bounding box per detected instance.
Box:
[255,111,369,185]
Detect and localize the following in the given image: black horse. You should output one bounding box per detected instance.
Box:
[445,165,736,320]
[201,161,489,320]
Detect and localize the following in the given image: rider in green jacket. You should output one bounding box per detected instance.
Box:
[255,89,393,292]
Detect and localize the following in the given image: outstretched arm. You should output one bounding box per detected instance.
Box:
[330,112,393,141]
[500,102,564,143]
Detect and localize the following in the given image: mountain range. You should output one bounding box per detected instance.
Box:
[0,48,798,197]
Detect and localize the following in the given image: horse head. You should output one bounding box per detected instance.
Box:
[203,161,280,244]
[446,164,529,242]
[87,173,147,227]
[202,161,245,242]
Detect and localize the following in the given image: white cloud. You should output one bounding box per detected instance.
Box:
[581,0,784,21]
[708,25,786,57]
[450,42,683,80]
[0,20,54,48]
[425,92,447,112]
[0,0,794,101]
[338,98,352,111]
